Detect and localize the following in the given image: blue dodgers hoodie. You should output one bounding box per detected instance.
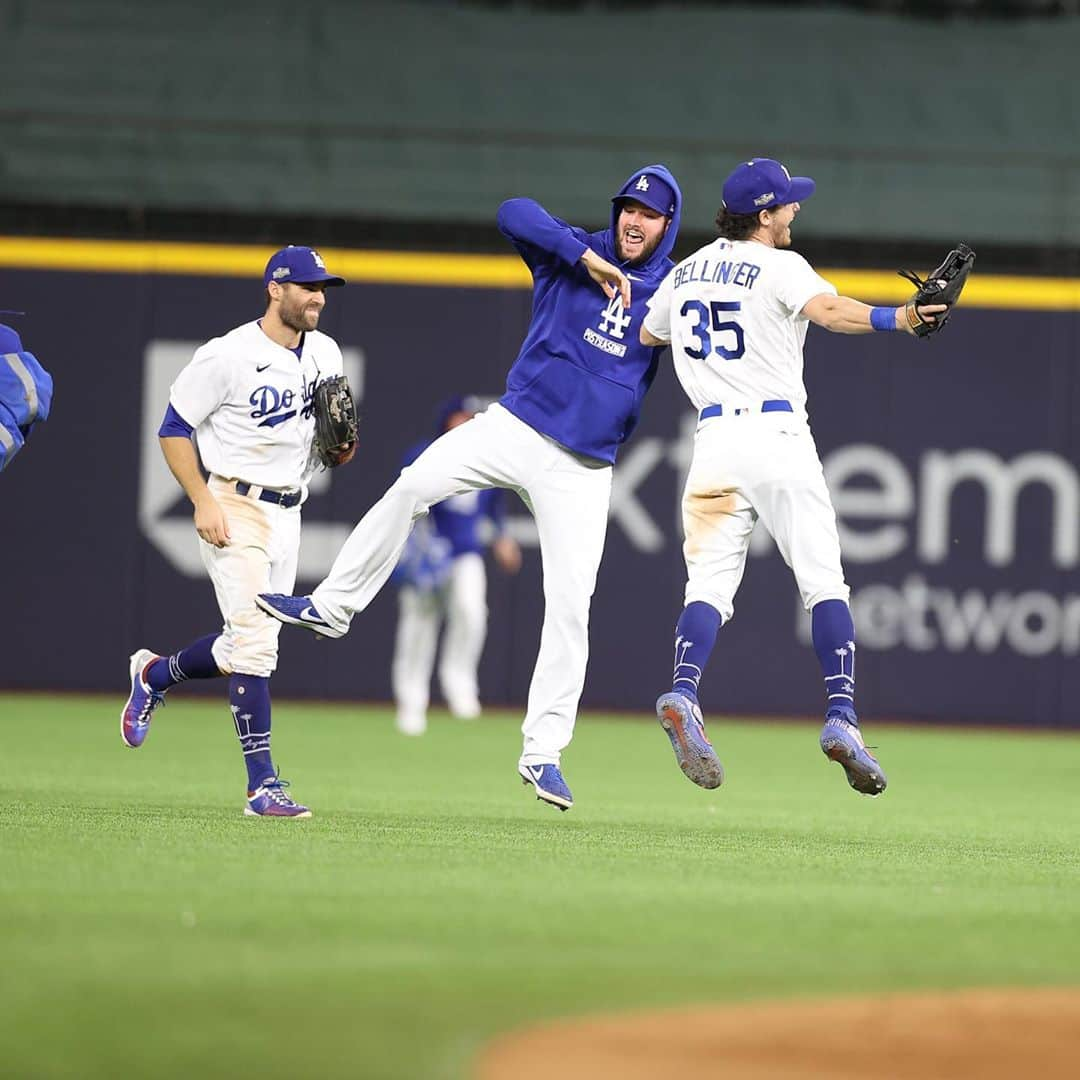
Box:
[496,165,682,463]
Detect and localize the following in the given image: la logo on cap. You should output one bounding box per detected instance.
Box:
[634,175,650,192]
[311,250,326,269]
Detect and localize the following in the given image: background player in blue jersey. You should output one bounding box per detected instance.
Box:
[258,165,682,811]
[391,395,522,736]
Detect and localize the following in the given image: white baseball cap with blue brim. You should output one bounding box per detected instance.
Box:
[721,158,816,215]
[263,245,345,288]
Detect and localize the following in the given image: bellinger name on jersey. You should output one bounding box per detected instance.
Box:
[672,257,761,291]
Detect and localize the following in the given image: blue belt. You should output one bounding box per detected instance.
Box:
[235,481,301,509]
[699,400,792,420]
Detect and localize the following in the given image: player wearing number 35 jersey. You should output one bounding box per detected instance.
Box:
[257,166,683,811]
[642,157,946,798]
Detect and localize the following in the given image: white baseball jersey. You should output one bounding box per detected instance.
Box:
[643,239,836,421]
[170,320,344,491]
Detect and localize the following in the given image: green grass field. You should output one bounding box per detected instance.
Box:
[3,693,1079,1079]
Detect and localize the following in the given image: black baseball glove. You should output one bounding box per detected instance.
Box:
[899,243,976,338]
[312,375,358,467]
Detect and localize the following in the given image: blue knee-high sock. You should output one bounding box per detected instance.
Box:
[811,599,857,721]
[671,601,723,704]
[230,674,275,790]
[145,634,222,691]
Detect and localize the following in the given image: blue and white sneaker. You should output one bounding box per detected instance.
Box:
[254,593,343,639]
[244,777,312,818]
[518,763,573,811]
[121,648,166,749]
[820,709,887,796]
[655,692,724,789]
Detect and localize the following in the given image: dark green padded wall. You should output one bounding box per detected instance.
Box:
[1,0,1077,244]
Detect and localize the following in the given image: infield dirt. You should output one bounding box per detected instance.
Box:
[476,988,1080,1079]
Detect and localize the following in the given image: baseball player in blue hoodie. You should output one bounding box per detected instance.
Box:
[257,165,683,810]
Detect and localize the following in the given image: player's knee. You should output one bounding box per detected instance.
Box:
[802,585,851,612]
[219,612,280,677]
[227,640,277,677]
[684,589,734,624]
[394,465,448,512]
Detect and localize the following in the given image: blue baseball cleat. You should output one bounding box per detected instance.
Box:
[244,776,312,818]
[820,710,887,796]
[518,762,573,811]
[655,692,724,789]
[121,648,166,748]
[254,593,343,639]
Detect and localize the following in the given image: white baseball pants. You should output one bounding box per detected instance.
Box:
[681,412,849,623]
[392,552,487,734]
[314,404,612,765]
[202,476,300,677]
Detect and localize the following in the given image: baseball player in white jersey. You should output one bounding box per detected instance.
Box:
[119,245,353,817]
[641,158,946,797]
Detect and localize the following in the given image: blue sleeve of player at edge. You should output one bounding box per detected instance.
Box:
[158,403,194,438]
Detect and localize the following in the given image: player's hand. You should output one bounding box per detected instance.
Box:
[492,535,522,574]
[581,249,631,308]
[899,303,948,336]
[194,494,231,548]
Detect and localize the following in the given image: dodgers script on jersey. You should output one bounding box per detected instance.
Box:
[170,321,344,490]
[644,239,836,419]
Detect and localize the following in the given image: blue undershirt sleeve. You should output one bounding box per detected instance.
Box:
[158,402,195,439]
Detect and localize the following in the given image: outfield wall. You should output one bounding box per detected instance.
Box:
[2,241,1079,727]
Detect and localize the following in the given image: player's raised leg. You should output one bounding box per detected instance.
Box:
[120,635,221,748]
[257,405,527,637]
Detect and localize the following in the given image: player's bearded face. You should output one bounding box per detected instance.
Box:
[278,283,326,332]
[615,201,669,264]
[767,203,798,249]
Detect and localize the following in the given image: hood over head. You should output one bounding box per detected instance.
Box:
[609,164,682,270]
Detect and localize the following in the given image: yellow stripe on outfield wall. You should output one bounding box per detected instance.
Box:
[1,236,1079,309]
[0,237,532,289]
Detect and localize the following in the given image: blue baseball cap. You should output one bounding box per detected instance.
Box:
[612,172,676,217]
[722,158,816,215]
[263,246,345,288]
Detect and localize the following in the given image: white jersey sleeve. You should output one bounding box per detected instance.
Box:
[170,340,232,428]
[774,253,837,317]
[643,267,676,342]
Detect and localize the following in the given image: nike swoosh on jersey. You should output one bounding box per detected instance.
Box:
[256,363,272,372]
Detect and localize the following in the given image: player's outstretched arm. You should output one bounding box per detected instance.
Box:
[580,249,631,308]
[159,435,231,548]
[802,294,947,336]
